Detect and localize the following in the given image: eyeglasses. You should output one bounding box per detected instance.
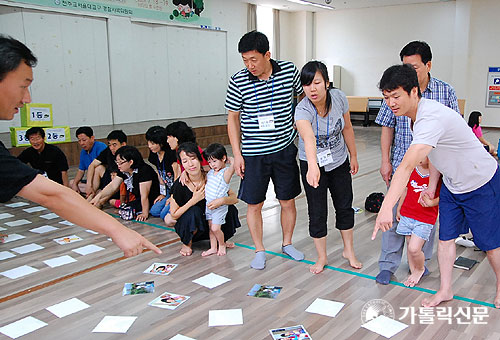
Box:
[115,159,129,166]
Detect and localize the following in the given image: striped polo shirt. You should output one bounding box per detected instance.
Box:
[225,59,303,156]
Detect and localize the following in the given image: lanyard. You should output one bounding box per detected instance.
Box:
[156,156,166,180]
[253,78,274,113]
[314,106,329,147]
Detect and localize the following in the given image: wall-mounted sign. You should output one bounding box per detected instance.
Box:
[486,67,500,107]
[9,0,211,26]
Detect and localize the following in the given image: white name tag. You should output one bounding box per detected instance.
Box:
[258,113,275,130]
[317,149,333,167]
[159,184,167,196]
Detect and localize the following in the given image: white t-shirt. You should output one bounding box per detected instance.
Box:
[411,98,497,194]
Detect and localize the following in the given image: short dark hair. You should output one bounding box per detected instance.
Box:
[165,121,196,144]
[203,143,227,161]
[107,130,127,143]
[115,145,144,169]
[25,127,45,140]
[145,126,168,150]
[467,111,482,129]
[177,142,203,163]
[76,126,94,138]
[379,64,421,97]
[238,31,269,55]
[0,35,37,82]
[399,41,432,64]
[300,61,332,113]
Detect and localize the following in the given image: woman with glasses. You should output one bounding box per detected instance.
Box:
[91,146,159,221]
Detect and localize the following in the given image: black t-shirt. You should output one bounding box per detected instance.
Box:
[171,179,206,210]
[0,141,38,202]
[17,144,69,184]
[117,162,160,204]
[96,147,119,173]
[147,149,176,190]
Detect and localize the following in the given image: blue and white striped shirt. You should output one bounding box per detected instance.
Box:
[225,59,303,156]
[375,75,459,172]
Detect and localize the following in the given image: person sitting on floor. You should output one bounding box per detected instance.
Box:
[17,127,69,186]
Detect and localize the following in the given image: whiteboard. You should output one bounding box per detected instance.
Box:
[108,17,228,124]
[0,5,113,134]
[1,5,228,136]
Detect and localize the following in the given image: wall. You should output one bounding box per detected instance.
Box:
[465,0,500,127]
[314,2,456,97]
[0,0,248,145]
[279,10,314,70]
[304,0,500,126]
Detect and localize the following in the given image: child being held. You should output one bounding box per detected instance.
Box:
[202,143,235,256]
[396,156,441,287]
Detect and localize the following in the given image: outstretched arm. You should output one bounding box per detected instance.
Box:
[18,175,161,257]
[372,144,432,239]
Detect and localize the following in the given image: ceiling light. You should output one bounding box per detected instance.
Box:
[286,0,335,10]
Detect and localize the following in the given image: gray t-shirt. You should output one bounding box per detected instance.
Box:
[295,89,349,171]
[412,98,497,194]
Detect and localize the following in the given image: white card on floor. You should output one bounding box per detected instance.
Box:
[92,316,137,333]
[0,251,16,261]
[59,220,74,226]
[72,244,105,256]
[46,297,90,318]
[192,272,231,289]
[11,243,44,254]
[5,202,29,208]
[43,255,77,268]
[29,225,59,234]
[362,315,408,338]
[208,309,243,327]
[0,316,47,339]
[53,235,83,245]
[23,206,47,213]
[305,298,345,318]
[0,213,14,220]
[3,234,26,243]
[4,219,31,227]
[40,213,58,220]
[169,335,196,340]
[0,226,6,231]
[1,265,38,279]
[85,229,99,234]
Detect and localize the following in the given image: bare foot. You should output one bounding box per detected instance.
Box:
[404,268,425,287]
[342,251,363,269]
[201,248,217,257]
[495,290,500,309]
[217,244,227,256]
[179,244,193,256]
[226,242,235,249]
[421,289,454,307]
[309,258,328,274]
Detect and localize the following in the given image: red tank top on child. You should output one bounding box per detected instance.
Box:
[400,167,441,225]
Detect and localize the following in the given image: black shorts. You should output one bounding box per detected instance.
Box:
[238,143,301,204]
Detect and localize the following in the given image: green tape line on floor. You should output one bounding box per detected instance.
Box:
[112,215,496,309]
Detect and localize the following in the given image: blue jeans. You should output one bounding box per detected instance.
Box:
[149,195,171,220]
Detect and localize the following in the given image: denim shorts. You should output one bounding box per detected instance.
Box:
[396,215,434,241]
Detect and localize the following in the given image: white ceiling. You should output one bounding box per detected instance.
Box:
[243,0,454,12]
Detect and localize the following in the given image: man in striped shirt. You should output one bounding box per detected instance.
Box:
[225,31,305,270]
[374,41,460,285]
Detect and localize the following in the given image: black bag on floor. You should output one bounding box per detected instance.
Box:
[365,192,384,213]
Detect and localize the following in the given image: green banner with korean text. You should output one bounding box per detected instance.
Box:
[8,0,211,26]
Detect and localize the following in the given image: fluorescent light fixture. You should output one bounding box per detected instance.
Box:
[286,0,335,10]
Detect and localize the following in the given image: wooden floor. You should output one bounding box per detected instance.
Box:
[1,126,500,340]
